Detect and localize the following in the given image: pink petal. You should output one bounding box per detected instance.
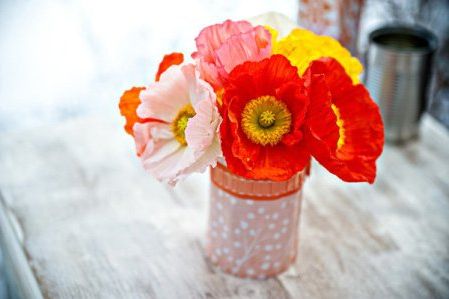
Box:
[181,136,222,176]
[185,98,221,153]
[195,58,224,91]
[141,139,181,168]
[145,146,199,186]
[137,65,189,122]
[193,20,254,62]
[132,63,222,185]
[181,64,217,107]
[133,122,173,157]
[182,63,222,160]
[134,123,195,185]
[192,20,271,90]
[215,26,272,73]
[143,147,186,185]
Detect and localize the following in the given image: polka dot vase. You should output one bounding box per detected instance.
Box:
[206,163,307,279]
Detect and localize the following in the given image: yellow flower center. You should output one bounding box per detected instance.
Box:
[172,104,196,146]
[259,110,276,128]
[331,104,345,149]
[241,95,292,146]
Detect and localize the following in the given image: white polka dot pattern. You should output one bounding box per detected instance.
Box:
[205,175,305,279]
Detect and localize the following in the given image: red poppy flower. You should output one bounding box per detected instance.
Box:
[303,57,384,183]
[220,55,310,181]
[155,52,184,81]
[119,52,184,136]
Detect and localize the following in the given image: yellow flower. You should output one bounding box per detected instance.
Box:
[264,25,278,47]
[272,28,363,84]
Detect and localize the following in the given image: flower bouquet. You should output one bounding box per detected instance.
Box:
[119,19,384,279]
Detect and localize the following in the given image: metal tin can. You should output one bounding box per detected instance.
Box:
[365,25,438,143]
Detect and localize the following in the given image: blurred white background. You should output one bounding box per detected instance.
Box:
[0,0,297,133]
[1,0,447,133]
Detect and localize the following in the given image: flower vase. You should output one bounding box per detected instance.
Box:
[205,163,306,279]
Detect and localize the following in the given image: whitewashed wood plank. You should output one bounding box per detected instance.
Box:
[0,116,291,299]
[0,114,448,298]
[275,116,449,299]
[0,195,43,299]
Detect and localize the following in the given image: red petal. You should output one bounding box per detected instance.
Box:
[223,54,300,105]
[304,73,340,151]
[248,142,310,181]
[276,81,308,146]
[221,55,311,181]
[304,58,384,183]
[155,52,184,81]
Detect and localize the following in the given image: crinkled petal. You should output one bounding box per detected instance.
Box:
[215,26,271,74]
[177,135,222,181]
[276,81,308,146]
[193,19,272,90]
[221,55,310,181]
[155,52,184,81]
[304,73,340,151]
[273,28,363,84]
[185,97,221,154]
[119,53,184,136]
[183,63,222,161]
[133,63,222,185]
[249,141,310,181]
[136,124,198,186]
[304,58,384,183]
[133,122,173,157]
[142,147,186,185]
[119,87,146,135]
[193,20,254,61]
[181,64,217,107]
[223,54,301,103]
[138,65,190,122]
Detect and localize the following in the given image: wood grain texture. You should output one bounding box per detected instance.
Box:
[0,114,448,299]
[0,195,43,299]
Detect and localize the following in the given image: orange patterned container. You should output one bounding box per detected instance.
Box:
[206,163,306,279]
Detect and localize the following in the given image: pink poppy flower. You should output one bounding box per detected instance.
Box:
[134,63,222,185]
[192,20,272,90]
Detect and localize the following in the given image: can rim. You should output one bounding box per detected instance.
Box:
[369,24,438,55]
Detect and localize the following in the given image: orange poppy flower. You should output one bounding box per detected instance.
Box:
[303,57,384,183]
[220,55,310,181]
[119,52,184,136]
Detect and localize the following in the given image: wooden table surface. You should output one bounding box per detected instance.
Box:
[0,114,448,299]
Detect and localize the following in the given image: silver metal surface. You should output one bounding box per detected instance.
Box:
[365,25,438,143]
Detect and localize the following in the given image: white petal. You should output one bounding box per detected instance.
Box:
[181,64,216,107]
[143,147,185,183]
[133,122,173,156]
[185,98,219,153]
[181,135,222,175]
[137,65,189,122]
[141,139,181,167]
